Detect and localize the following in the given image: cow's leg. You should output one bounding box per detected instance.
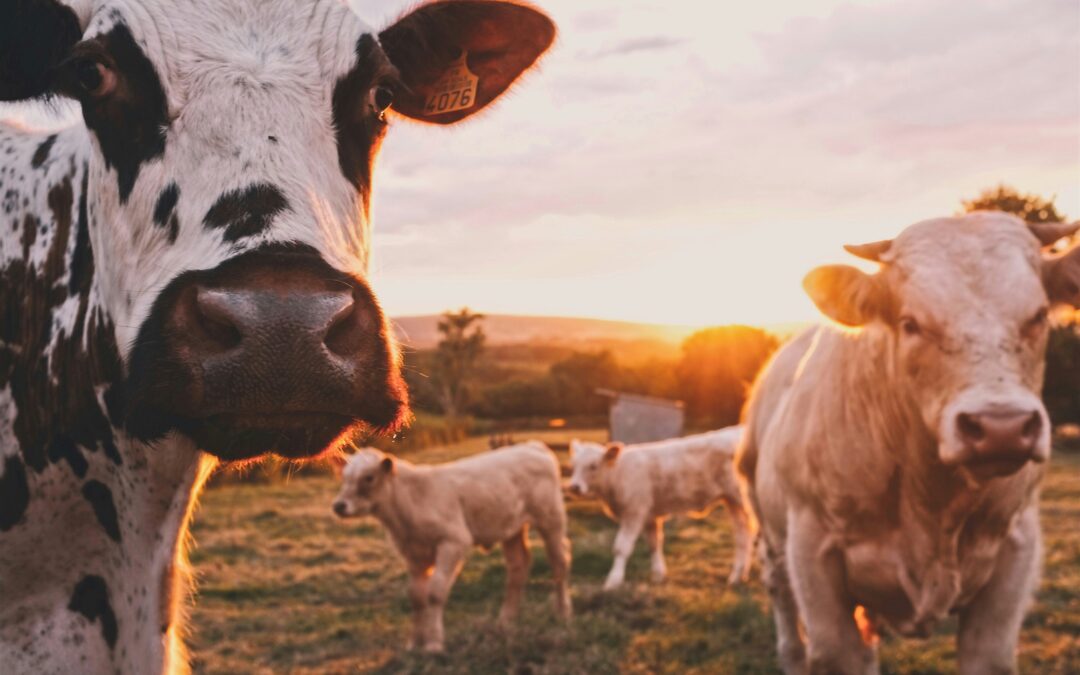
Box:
[762,536,808,675]
[499,526,532,625]
[406,564,432,650]
[604,514,646,590]
[536,518,573,620]
[787,510,878,675]
[645,517,667,583]
[723,495,754,585]
[421,542,467,652]
[957,506,1040,675]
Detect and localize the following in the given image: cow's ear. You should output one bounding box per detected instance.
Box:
[803,265,889,327]
[0,0,86,101]
[380,456,397,475]
[379,0,555,124]
[1044,245,1080,307]
[603,443,622,463]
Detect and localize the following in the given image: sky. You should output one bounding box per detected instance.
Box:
[5,0,1079,327]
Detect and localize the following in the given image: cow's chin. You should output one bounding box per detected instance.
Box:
[186,412,359,461]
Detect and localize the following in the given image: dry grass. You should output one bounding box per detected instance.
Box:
[187,438,1080,674]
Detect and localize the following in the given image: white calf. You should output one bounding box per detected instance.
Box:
[568,428,753,590]
[333,443,572,652]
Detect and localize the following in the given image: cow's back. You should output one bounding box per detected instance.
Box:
[440,442,562,548]
[613,430,742,518]
[737,328,820,485]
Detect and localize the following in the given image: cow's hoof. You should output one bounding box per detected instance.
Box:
[650,571,667,584]
[422,642,445,654]
[602,580,623,592]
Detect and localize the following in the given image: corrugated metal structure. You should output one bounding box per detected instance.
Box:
[596,389,685,444]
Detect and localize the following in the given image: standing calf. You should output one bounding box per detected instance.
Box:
[739,213,1080,674]
[332,443,572,652]
[568,428,753,590]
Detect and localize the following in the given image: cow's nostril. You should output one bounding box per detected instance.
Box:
[956,413,985,444]
[324,295,371,358]
[192,287,243,350]
[1021,413,1042,443]
[332,501,347,517]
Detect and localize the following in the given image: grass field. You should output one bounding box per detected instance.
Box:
[187,435,1080,674]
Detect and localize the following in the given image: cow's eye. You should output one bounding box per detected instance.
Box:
[370,85,395,118]
[899,316,921,337]
[72,58,116,98]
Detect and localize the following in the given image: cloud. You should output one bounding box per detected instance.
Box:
[585,36,685,59]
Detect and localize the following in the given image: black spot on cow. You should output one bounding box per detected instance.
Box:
[81,480,121,542]
[66,23,169,203]
[48,435,88,478]
[68,575,118,649]
[2,164,124,480]
[31,134,58,168]
[0,456,30,531]
[0,0,81,100]
[332,34,389,206]
[153,182,180,243]
[202,184,289,242]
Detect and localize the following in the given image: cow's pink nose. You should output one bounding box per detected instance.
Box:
[956,410,1042,468]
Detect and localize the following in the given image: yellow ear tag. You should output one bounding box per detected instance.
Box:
[423,52,479,116]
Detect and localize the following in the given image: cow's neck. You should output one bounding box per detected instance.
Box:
[0,122,211,674]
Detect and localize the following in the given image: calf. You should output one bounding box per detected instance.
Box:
[738,213,1080,674]
[568,428,753,590]
[0,1,553,672]
[332,443,572,652]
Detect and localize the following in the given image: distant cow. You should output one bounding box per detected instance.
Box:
[332,443,572,652]
[738,213,1080,674]
[0,1,553,671]
[568,428,753,590]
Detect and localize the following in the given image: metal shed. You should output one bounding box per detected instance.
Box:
[596,389,685,444]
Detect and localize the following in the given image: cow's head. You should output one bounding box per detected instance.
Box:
[332,447,394,518]
[804,212,1080,480]
[567,439,621,496]
[2,0,554,460]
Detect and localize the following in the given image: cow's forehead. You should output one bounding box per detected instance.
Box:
[571,442,604,462]
[344,449,383,477]
[888,214,1045,317]
[83,0,373,91]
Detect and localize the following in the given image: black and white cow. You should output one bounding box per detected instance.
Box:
[0,0,554,672]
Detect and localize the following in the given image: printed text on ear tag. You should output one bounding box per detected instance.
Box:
[423,53,479,116]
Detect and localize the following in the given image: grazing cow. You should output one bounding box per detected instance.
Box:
[567,428,754,590]
[737,213,1080,674]
[332,443,572,652]
[0,1,554,672]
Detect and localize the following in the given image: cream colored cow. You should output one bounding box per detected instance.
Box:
[568,427,753,590]
[738,213,1080,674]
[332,443,572,652]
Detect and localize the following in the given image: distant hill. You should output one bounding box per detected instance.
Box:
[390,314,700,350]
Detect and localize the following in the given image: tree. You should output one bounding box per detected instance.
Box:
[549,350,622,415]
[1044,324,1080,425]
[960,184,1065,224]
[431,308,486,418]
[676,326,780,428]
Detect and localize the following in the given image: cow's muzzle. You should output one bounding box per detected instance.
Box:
[951,407,1046,478]
[123,244,408,460]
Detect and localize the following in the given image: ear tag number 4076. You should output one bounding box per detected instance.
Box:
[424,53,479,116]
